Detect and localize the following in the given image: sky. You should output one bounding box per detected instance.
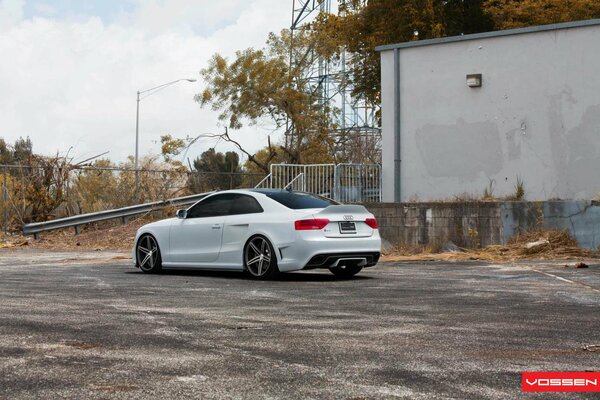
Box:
[0,0,292,165]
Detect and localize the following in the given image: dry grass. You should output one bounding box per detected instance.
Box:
[1,218,597,263]
[382,244,442,257]
[30,221,143,251]
[382,229,598,262]
[0,208,177,252]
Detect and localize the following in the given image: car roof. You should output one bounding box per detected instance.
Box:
[209,188,335,199]
[198,189,284,198]
[205,188,298,195]
[249,188,291,194]
[203,189,258,195]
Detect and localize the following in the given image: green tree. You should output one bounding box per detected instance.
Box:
[0,138,13,165]
[12,136,33,164]
[160,134,187,165]
[318,0,597,105]
[196,29,335,172]
[0,136,34,165]
[314,0,493,105]
[242,146,286,187]
[189,148,243,192]
[445,0,495,35]
[483,0,600,29]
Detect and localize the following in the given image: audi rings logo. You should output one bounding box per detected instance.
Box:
[343,215,354,221]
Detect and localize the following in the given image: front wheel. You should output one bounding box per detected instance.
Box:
[136,234,162,273]
[329,264,363,278]
[244,236,279,279]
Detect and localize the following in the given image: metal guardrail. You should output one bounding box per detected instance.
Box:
[22,191,214,238]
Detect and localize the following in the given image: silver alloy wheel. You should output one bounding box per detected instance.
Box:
[245,237,272,277]
[137,235,159,272]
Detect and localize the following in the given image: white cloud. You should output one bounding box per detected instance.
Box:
[127,0,253,36]
[0,0,25,31]
[33,2,55,17]
[0,0,291,165]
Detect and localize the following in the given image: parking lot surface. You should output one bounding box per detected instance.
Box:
[0,250,599,399]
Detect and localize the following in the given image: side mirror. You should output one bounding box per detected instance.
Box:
[176,209,187,219]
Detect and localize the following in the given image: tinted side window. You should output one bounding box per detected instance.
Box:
[187,194,234,218]
[230,194,263,215]
[266,192,338,209]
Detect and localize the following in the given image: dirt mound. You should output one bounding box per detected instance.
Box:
[493,228,594,259]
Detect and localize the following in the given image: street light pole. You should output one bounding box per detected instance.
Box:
[134,90,140,201]
[133,78,196,203]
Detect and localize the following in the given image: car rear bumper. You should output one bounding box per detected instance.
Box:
[276,232,382,272]
[303,252,380,269]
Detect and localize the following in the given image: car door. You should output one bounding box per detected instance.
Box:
[169,193,234,265]
[218,194,265,265]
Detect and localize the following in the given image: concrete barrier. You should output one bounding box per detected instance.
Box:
[365,200,600,250]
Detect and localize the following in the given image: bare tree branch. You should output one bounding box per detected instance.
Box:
[197,128,274,174]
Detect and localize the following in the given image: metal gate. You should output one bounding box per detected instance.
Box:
[334,163,382,203]
[255,163,381,203]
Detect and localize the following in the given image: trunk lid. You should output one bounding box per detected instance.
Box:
[313,205,374,238]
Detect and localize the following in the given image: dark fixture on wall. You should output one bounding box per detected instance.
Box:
[466,73,482,88]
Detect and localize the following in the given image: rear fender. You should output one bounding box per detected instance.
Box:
[243,229,291,264]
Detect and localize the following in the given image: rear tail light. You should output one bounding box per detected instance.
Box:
[295,218,330,230]
[365,218,379,229]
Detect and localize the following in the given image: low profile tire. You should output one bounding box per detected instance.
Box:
[136,234,162,274]
[244,235,279,279]
[329,264,363,278]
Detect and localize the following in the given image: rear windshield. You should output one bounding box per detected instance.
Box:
[265,191,338,209]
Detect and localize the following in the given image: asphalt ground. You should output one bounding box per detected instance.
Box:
[0,250,599,399]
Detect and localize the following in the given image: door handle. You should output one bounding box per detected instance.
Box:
[212,224,221,230]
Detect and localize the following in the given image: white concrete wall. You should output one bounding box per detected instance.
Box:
[380,24,600,201]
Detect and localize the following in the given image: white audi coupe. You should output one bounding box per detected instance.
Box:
[132,189,381,279]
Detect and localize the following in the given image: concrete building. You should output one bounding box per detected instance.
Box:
[376,19,600,202]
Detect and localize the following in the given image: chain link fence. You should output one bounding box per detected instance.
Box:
[0,164,265,233]
[1,162,381,233]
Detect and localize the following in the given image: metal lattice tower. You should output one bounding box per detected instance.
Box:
[290,0,381,162]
